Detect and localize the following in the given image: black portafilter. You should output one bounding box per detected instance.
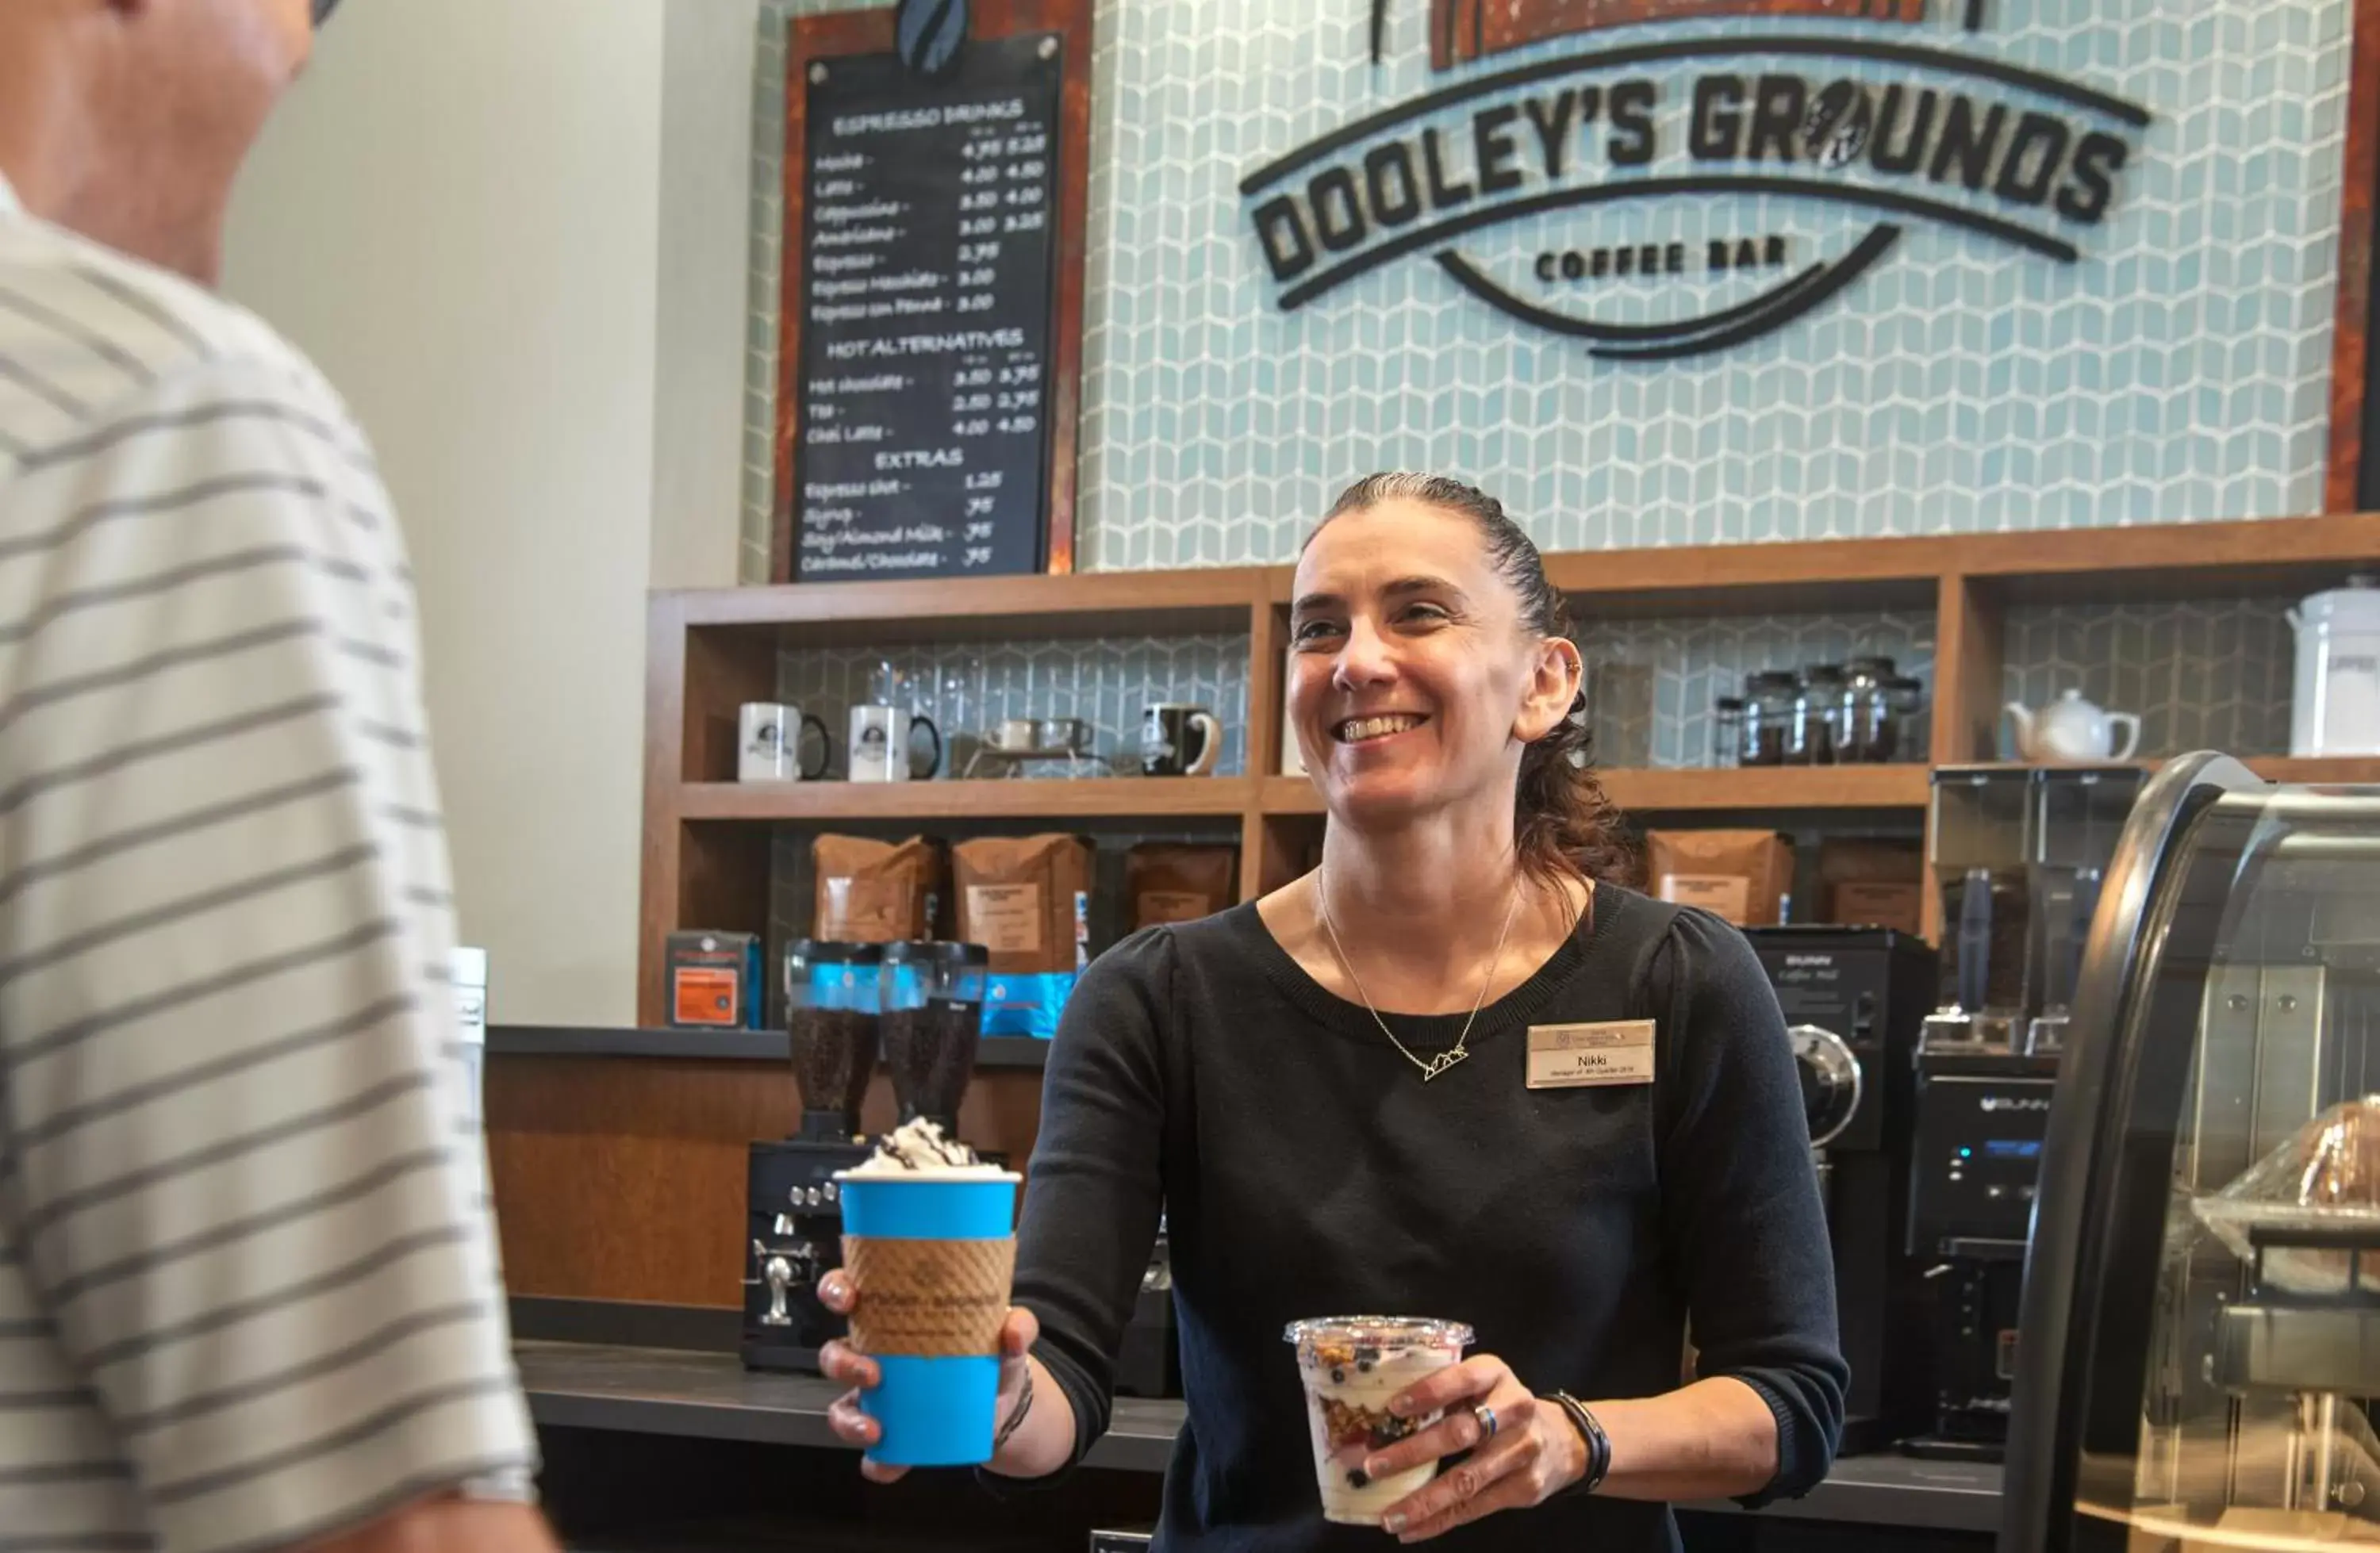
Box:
[785,940,881,1142]
[881,941,989,1136]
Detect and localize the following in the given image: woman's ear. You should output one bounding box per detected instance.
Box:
[1514,636,1584,744]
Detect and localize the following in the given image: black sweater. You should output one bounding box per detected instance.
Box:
[1011,885,1847,1552]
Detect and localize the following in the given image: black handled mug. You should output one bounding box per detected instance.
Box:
[849,704,942,781]
[739,703,831,783]
[1140,704,1223,776]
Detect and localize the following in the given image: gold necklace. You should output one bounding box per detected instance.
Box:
[1314,872,1522,1082]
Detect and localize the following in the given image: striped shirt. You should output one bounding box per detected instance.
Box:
[0,175,535,1553]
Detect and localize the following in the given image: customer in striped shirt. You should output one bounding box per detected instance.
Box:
[0,5,555,1553]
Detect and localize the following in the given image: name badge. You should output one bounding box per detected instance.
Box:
[1526,1019,1656,1089]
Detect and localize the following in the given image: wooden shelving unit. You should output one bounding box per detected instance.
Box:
[1257,765,1938,816]
[639,515,2380,1023]
[677,776,1256,822]
[2244,756,2380,786]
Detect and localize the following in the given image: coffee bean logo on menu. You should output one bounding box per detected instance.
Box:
[1243,0,2150,359]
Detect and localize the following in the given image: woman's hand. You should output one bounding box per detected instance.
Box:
[816,1269,1041,1483]
[1360,1354,1587,1542]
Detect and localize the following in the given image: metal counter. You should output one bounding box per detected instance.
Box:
[517,1341,2002,1534]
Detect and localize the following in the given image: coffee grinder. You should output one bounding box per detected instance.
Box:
[742,941,881,1372]
[1909,769,2036,1458]
[2026,765,2144,1056]
[880,940,988,1133]
[1923,765,2036,1053]
[1904,1029,2058,1460]
[1748,926,1938,1452]
[1904,765,2137,1459]
[742,938,997,1372]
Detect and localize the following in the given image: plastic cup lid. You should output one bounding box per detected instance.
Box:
[1281,1315,1475,1349]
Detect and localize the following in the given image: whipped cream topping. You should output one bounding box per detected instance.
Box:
[841,1116,1008,1178]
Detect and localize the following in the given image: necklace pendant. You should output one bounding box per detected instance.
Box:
[1420,1048,1468,1082]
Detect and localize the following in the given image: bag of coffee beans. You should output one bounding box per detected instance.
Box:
[953,834,1092,974]
[1125,843,1238,930]
[1646,829,1793,926]
[1818,837,1924,935]
[813,835,946,942]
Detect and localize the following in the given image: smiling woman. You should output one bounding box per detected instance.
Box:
[816,471,1848,1552]
[1289,471,1633,890]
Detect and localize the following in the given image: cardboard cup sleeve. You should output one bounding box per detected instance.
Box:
[841,1235,1017,1357]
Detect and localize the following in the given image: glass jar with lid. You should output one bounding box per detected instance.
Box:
[1883,675,1927,763]
[1741,673,1798,766]
[1791,664,1848,765]
[1712,697,1745,769]
[1840,655,1898,763]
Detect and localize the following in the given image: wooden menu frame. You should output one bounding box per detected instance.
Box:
[771,0,1094,582]
[2324,0,2380,510]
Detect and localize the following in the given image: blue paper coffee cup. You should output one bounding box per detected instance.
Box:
[834,1170,1023,1467]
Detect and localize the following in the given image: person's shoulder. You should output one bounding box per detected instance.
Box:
[0,209,360,459]
[1590,885,1768,997]
[1076,903,1257,995]
[1153,898,1259,951]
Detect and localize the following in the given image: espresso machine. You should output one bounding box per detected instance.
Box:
[1747,926,1937,1452]
[741,940,990,1373]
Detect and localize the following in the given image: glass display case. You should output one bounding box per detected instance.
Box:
[2004,754,2380,1551]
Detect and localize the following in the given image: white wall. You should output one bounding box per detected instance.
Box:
[653,3,761,590]
[224,0,677,1025]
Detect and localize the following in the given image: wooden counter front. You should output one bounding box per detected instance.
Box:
[484,1053,1046,1307]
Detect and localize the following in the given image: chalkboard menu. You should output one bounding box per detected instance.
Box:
[791,35,1064,582]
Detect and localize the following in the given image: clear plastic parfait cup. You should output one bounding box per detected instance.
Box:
[1284,1316,1476,1526]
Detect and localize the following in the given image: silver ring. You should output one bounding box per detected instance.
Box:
[1472,1402,1499,1440]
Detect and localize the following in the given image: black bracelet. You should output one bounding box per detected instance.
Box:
[1549,1391,1611,1495]
[993,1363,1036,1452]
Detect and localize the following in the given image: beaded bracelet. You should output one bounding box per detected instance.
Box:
[1549,1390,1611,1495]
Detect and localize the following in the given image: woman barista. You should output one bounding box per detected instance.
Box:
[820,473,1846,1548]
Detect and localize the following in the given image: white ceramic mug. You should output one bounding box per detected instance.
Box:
[739,702,829,782]
[849,704,942,782]
[1140,704,1223,776]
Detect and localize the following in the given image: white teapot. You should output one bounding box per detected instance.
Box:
[2005,689,2141,764]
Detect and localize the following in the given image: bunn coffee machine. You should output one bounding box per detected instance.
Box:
[741,940,990,1373]
[1746,926,1937,1454]
[1904,764,2144,1459]
[1904,1034,2057,1459]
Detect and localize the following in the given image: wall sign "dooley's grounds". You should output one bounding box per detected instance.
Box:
[1241,1,2152,360]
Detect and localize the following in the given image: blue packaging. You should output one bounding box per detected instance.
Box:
[981,971,1075,1039]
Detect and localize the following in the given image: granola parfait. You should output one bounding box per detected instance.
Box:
[1284,1316,1475,1525]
